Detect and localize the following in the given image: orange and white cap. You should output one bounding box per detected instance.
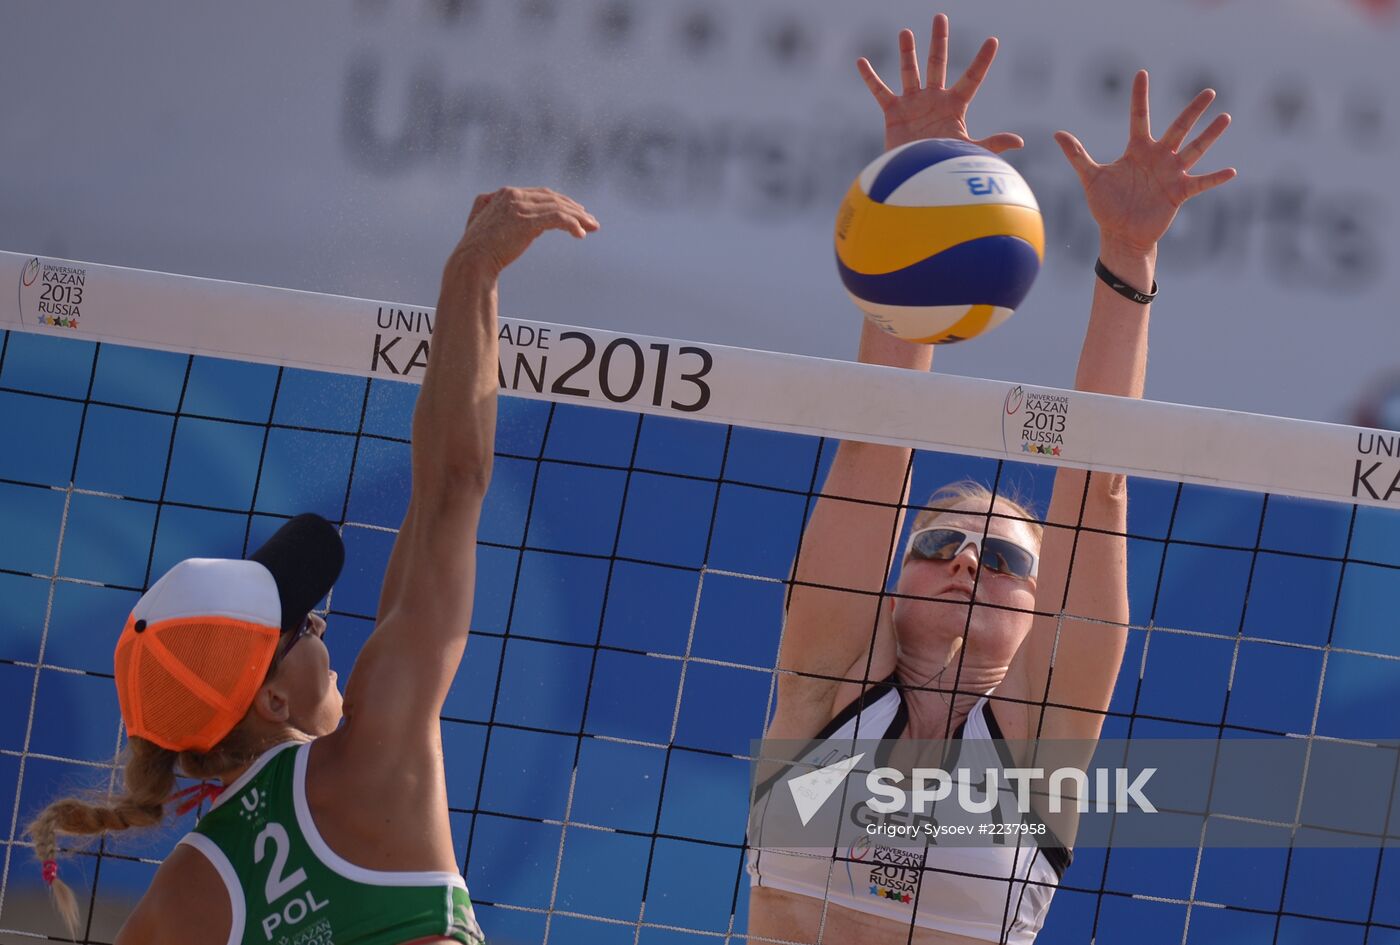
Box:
[113,514,344,753]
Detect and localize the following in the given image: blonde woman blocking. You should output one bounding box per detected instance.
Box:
[747,14,1235,945]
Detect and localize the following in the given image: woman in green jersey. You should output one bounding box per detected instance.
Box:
[28,187,599,945]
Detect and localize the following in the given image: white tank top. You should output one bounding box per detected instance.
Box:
[747,677,1070,944]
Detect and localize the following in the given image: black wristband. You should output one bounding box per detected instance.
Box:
[1095,258,1158,305]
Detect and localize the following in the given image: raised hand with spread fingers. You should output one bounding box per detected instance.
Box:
[997,75,1240,784]
[1055,71,1236,258]
[857,13,1024,153]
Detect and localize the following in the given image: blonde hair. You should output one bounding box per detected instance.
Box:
[26,727,264,938]
[909,480,1043,546]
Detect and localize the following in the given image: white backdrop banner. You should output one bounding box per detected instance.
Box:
[1,0,1396,423]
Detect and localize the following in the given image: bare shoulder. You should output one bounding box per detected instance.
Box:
[117,841,232,945]
[767,649,895,742]
[988,670,1033,751]
[305,727,457,873]
[315,709,442,792]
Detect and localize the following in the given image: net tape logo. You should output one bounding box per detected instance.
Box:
[368,306,715,413]
[17,256,87,330]
[1002,385,1072,458]
[1353,430,1400,503]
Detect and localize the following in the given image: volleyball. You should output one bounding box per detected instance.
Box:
[834,138,1045,344]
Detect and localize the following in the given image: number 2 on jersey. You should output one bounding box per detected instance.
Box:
[254,822,307,903]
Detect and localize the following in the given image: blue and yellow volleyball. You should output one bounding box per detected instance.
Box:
[835,138,1044,344]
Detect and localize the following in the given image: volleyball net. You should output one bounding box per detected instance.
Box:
[0,252,1398,944]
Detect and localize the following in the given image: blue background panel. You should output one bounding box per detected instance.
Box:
[0,481,66,574]
[690,572,785,668]
[1194,833,1293,910]
[1137,629,1234,726]
[163,416,265,510]
[0,332,96,399]
[271,368,367,433]
[180,357,277,424]
[89,344,188,412]
[252,426,356,519]
[1154,543,1253,638]
[707,483,807,580]
[616,471,718,570]
[634,414,727,480]
[543,402,639,468]
[570,738,666,834]
[148,505,250,578]
[512,551,610,645]
[493,637,594,732]
[480,727,576,823]
[344,436,411,529]
[1335,562,1400,656]
[1226,640,1325,735]
[1242,552,1343,647]
[57,493,158,588]
[527,461,628,556]
[0,573,49,664]
[0,662,36,752]
[1186,908,1283,944]
[554,829,651,923]
[673,662,771,756]
[1170,484,1265,549]
[44,581,140,676]
[656,749,751,847]
[1281,846,1382,924]
[643,839,744,934]
[0,390,81,487]
[466,815,563,912]
[599,562,700,658]
[1373,851,1400,929]
[3,341,1400,945]
[723,426,822,492]
[585,650,682,745]
[74,404,174,502]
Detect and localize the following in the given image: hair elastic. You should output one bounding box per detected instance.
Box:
[169,782,225,817]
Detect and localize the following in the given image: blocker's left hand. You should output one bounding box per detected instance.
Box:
[858,13,1024,154]
[1056,71,1237,254]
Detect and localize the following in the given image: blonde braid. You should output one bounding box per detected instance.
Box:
[26,738,177,937]
[25,726,267,938]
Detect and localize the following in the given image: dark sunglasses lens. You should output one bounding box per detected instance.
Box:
[982,538,1033,577]
[913,529,966,561]
[277,619,310,663]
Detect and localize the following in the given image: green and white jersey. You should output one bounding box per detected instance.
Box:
[178,741,484,945]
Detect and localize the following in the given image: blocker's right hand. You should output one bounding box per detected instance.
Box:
[1054,72,1235,256]
[454,187,599,277]
[857,13,1023,154]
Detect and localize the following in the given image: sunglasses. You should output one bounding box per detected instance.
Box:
[904,526,1039,580]
[269,614,321,672]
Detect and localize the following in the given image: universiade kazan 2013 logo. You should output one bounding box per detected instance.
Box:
[17,257,87,329]
[1001,384,1072,458]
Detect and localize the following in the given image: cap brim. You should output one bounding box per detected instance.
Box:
[248,513,345,634]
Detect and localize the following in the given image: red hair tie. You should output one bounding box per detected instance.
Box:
[169,782,225,817]
[41,859,58,886]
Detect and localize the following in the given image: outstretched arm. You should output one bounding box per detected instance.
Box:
[342,188,598,739]
[770,16,1022,740]
[1004,72,1236,744]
